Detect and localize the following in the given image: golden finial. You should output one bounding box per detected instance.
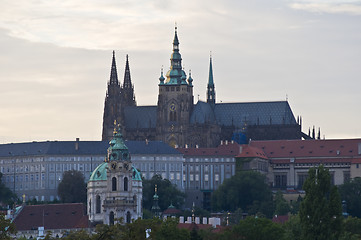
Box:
[113,120,118,134]
[155,184,158,194]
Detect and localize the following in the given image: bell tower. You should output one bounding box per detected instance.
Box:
[156,26,194,147]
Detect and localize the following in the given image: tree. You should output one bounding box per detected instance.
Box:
[211,171,273,215]
[0,173,17,206]
[142,175,185,211]
[0,214,16,240]
[232,216,284,240]
[299,165,343,240]
[274,191,290,216]
[57,170,87,203]
[339,177,361,218]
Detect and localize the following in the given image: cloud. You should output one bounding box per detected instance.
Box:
[289,1,361,15]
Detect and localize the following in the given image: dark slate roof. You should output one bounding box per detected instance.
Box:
[190,101,216,124]
[13,203,89,231]
[0,140,181,157]
[124,106,157,129]
[122,101,296,130]
[214,101,297,128]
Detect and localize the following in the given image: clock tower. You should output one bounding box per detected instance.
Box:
[156,26,194,147]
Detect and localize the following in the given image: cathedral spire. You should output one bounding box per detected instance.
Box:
[123,54,132,89]
[121,54,136,106]
[110,50,119,85]
[207,53,216,106]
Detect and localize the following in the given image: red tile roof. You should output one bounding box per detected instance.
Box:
[236,145,268,159]
[13,203,89,231]
[178,142,241,157]
[250,139,361,159]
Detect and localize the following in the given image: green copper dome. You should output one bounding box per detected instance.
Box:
[89,162,107,181]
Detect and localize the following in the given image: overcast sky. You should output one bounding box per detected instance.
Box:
[0,0,360,143]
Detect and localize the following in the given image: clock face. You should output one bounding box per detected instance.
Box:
[169,103,176,111]
[111,161,117,170]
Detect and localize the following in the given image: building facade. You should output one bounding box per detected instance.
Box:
[101,27,304,148]
[0,139,183,202]
[177,141,241,210]
[242,139,361,189]
[87,126,142,225]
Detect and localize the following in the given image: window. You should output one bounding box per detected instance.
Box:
[275,174,287,188]
[124,177,128,191]
[344,171,351,183]
[109,211,115,225]
[215,174,219,182]
[190,174,194,181]
[177,173,180,180]
[126,211,131,224]
[297,174,308,189]
[170,173,174,180]
[195,174,199,181]
[112,177,117,191]
[96,195,101,214]
[204,174,209,181]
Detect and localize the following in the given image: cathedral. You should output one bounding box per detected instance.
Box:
[88,125,142,225]
[102,27,303,148]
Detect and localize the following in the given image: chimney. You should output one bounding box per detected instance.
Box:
[239,146,243,153]
[185,144,188,149]
[75,138,80,150]
[225,140,228,145]
[220,140,223,145]
[145,139,149,145]
[196,145,199,148]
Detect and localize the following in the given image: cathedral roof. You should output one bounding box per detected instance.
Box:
[190,101,216,124]
[89,162,107,181]
[124,106,157,129]
[121,100,296,130]
[213,101,297,128]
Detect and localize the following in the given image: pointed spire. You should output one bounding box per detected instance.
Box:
[207,53,216,106]
[312,126,315,139]
[317,127,321,140]
[173,24,179,50]
[110,50,119,85]
[123,54,132,89]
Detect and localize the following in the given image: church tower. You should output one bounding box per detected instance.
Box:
[156,26,194,147]
[120,54,136,107]
[102,51,122,141]
[88,123,142,225]
[206,55,215,107]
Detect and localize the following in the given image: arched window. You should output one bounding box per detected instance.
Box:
[109,211,115,225]
[96,195,101,214]
[124,177,128,191]
[126,211,131,224]
[112,177,117,191]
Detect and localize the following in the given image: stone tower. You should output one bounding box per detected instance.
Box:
[88,124,142,225]
[102,52,137,141]
[156,26,194,147]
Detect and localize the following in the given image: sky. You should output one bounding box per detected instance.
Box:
[0,0,360,143]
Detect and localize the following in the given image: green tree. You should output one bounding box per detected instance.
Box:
[211,171,273,214]
[339,177,361,218]
[142,175,185,211]
[0,214,16,240]
[282,215,302,240]
[232,216,284,240]
[0,173,17,206]
[274,191,290,216]
[57,170,87,203]
[299,165,343,240]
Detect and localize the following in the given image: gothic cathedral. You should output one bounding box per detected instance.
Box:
[101,27,302,147]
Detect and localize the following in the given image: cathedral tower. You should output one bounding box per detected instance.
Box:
[102,51,122,141]
[102,52,137,141]
[156,26,194,147]
[120,54,136,107]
